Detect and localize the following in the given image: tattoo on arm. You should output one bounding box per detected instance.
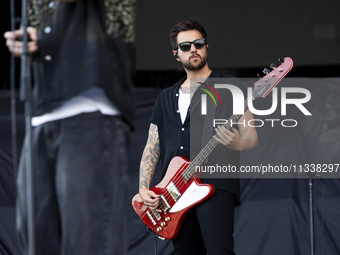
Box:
[139,124,160,190]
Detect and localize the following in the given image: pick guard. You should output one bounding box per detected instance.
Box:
[170,181,210,213]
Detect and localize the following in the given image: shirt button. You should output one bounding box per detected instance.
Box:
[44,26,52,34]
[182,128,185,131]
[44,55,52,61]
[177,110,180,113]
[180,146,183,149]
[48,2,55,8]
[176,93,179,97]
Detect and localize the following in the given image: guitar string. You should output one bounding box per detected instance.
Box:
[155,78,277,205]
[175,74,292,186]
[139,90,261,221]
[150,103,249,219]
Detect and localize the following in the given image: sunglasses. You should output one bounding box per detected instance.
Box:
[177,38,206,52]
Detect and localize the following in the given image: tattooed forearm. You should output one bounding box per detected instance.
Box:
[139,123,161,190]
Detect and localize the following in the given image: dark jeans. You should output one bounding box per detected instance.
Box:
[172,190,236,255]
[17,112,131,255]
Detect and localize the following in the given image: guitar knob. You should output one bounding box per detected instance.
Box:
[161,222,167,227]
[165,217,171,222]
[157,227,163,232]
[263,68,271,75]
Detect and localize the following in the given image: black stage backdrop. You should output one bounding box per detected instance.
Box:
[1,81,340,255]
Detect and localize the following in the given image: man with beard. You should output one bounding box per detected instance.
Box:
[138,19,258,254]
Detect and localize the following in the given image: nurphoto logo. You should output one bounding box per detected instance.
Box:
[199,82,312,128]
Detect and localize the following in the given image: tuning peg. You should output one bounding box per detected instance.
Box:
[278,58,284,63]
[257,73,262,79]
[270,63,277,69]
[263,68,271,75]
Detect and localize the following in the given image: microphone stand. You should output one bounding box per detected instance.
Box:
[20,1,36,255]
[303,170,318,255]
[299,167,316,255]
[309,177,314,255]
[10,0,18,174]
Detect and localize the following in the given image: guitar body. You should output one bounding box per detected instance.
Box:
[132,156,215,239]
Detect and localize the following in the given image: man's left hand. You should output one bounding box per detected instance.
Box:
[213,126,244,151]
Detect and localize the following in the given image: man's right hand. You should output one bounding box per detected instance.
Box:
[4,27,38,57]
[139,188,161,212]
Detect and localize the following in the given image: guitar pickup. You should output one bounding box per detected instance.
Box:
[167,181,182,202]
[146,210,157,226]
[152,210,161,221]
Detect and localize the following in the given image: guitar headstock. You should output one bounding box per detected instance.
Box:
[253,57,294,99]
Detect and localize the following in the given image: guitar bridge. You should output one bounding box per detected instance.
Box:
[167,181,182,202]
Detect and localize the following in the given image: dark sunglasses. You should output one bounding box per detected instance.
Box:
[177,38,206,52]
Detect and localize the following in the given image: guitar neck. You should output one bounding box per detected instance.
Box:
[183,98,249,181]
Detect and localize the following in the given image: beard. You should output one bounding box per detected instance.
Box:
[182,54,207,71]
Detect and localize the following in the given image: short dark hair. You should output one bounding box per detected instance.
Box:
[170,19,207,50]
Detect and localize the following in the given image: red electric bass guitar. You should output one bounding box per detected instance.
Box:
[132,57,294,239]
